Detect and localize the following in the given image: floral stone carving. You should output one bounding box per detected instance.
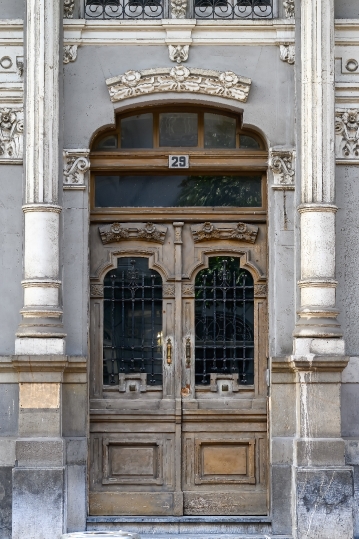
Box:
[0,108,23,161]
[335,109,359,159]
[283,0,294,18]
[168,45,189,64]
[171,0,187,18]
[63,45,78,64]
[99,222,168,245]
[269,149,295,187]
[63,150,90,186]
[280,44,295,65]
[64,0,75,18]
[191,222,258,244]
[106,67,252,104]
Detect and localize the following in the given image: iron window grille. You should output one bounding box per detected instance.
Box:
[194,258,255,386]
[84,0,273,19]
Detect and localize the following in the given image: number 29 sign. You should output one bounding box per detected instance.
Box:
[169,155,189,169]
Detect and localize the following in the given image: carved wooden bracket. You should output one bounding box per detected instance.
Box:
[191,222,258,244]
[99,222,168,245]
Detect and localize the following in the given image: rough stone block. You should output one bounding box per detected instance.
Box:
[67,465,86,532]
[296,438,345,466]
[271,437,294,464]
[66,438,87,465]
[19,409,61,437]
[296,467,354,539]
[342,384,359,437]
[12,467,64,539]
[16,439,64,467]
[62,384,87,437]
[271,383,296,437]
[0,467,12,539]
[346,439,359,465]
[0,439,16,466]
[271,464,292,535]
[0,384,19,436]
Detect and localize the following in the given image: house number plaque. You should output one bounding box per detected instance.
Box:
[169,155,189,168]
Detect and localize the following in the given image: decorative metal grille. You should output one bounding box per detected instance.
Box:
[195,257,254,386]
[194,0,273,19]
[103,258,163,386]
[85,0,166,19]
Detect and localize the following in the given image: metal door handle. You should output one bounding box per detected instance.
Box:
[185,337,191,368]
[166,338,172,365]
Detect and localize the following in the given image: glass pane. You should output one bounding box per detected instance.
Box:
[204,113,236,149]
[121,113,153,148]
[95,175,262,207]
[103,257,163,386]
[195,257,254,386]
[95,134,118,150]
[159,112,198,147]
[240,135,260,149]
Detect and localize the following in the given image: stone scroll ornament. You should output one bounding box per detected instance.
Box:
[335,109,359,159]
[0,108,24,161]
[63,151,90,186]
[191,222,258,244]
[99,222,168,245]
[269,149,295,186]
[106,67,252,104]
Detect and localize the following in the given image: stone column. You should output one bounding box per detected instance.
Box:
[289,1,353,537]
[15,0,65,355]
[12,2,67,539]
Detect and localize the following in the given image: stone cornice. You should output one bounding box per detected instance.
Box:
[271,355,349,374]
[0,355,87,383]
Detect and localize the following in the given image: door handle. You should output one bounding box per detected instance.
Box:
[185,337,191,368]
[166,338,173,365]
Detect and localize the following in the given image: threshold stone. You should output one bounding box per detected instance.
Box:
[62,533,141,539]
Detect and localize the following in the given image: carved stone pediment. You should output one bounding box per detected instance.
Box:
[99,222,168,245]
[191,222,258,244]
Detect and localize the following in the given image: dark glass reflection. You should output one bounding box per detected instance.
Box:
[159,113,198,147]
[204,113,236,149]
[240,135,260,149]
[95,175,262,207]
[95,134,118,150]
[195,257,254,386]
[121,113,153,148]
[103,257,163,386]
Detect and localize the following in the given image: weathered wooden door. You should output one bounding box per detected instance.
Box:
[88,105,268,516]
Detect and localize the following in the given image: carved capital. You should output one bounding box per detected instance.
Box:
[99,222,168,245]
[283,0,295,18]
[254,284,267,298]
[269,148,295,188]
[107,67,251,104]
[168,45,189,64]
[170,0,187,18]
[163,284,175,298]
[63,150,90,188]
[0,107,23,163]
[63,45,78,64]
[182,284,194,297]
[90,284,104,298]
[191,222,258,244]
[64,0,75,18]
[280,44,295,65]
[335,109,359,160]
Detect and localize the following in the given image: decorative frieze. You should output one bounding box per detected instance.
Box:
[168,45,189,64]
[0,107,23,163]
[283,0,295,18]
[182,284,194,296]
[335,109,359,160]
[269,149,295,188]
[106,67,251,104]
[64,0,75,18]
[171,0,187,18]
[163,284,175,298]
[99,222,168,245]
[63,45,78,64]
[280,44,295,65]
[191,222,258,244]
[90,284,104,298]
[63,150,90,188]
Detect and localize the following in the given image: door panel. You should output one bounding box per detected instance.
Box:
[89,220,268,516]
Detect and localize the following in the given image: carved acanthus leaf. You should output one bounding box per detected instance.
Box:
[106,67,252,104]
[99,222,168,245]
[63,45,78,64]
[0,107,23,161]
[171,0,187,18]
[283,0,295,18]
[168,45,189,64]
[63,150,90,186]
[269,149,295,186]
[64,0,75,18]
[280,44,295,65]
[335,109,359,159]
[191,222,258,244]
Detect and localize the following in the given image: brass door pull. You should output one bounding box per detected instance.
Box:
[166,338,173,365]
[185,337,191,368]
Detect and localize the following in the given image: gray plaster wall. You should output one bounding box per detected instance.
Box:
[0,165,23,355]
[64,43,296,355]
[0,0,24,19]
[335,0,359,18]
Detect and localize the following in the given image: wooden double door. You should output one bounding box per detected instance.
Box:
[89,218,268,516]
